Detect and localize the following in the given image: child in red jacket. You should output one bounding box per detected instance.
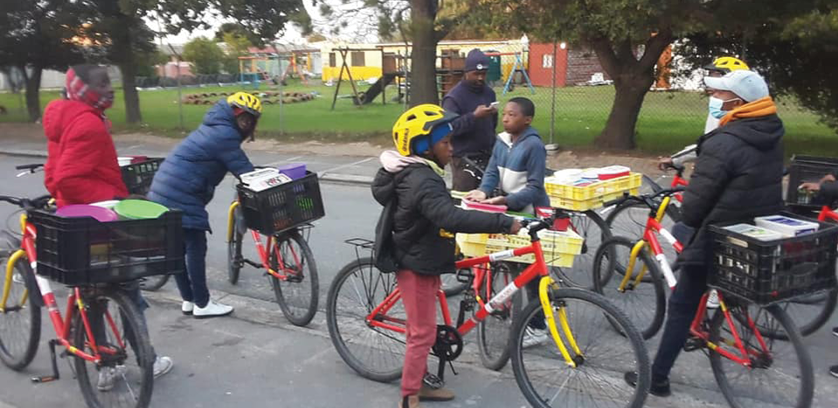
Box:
[42,65,173,386]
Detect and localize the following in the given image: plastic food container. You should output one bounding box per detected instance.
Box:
[117,157,133,167]
[90,200,120,209]
[461,199,507,213]
[114,200,169,220]
[278,163,307,180]
[755,215,820,237]
[56,205,119,222]
[598,165,631,180]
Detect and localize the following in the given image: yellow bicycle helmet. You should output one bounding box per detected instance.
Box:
[227,92,262,118]
[392,104,458,156]
[705,57,750,74]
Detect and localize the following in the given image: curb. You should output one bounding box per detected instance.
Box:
[1,149,375,186]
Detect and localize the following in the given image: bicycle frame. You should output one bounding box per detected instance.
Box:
[226,200,303,281]
[620,198,682,290]
[2,214,123,365]
[365,239,586,368]
[817,205,838,223]
[688,291,770,367]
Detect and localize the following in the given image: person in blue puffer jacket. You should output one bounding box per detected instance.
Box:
[148,92,260,318]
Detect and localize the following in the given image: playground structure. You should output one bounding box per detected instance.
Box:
[330,47,408,109]
[485,51,535,95]
[239,49,317,89]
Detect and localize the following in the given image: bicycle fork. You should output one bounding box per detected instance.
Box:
[538,277,584,367]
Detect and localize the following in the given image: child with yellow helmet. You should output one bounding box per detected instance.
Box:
[372,104,521,408]
[149,91,261,318]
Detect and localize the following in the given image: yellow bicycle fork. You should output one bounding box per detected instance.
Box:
[617,196,672,292]
[226,201,240,243]
[538,276,583,367]
[1,249,29,313]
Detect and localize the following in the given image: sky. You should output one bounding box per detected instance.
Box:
[150,0,379,46]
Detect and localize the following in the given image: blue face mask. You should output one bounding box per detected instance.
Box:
[708,96,741,119]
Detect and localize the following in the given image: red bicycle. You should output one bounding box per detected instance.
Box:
[0,192,154,408]
[326,217,651,408]
[594,189,818,408]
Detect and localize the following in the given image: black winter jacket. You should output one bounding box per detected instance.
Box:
[371,164,514,275]
[678,115,785,267]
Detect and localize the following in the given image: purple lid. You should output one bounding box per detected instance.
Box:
[56,205,119,222]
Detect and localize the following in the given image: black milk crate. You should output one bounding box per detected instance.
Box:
[29,210,185,286]
[708,212,838,305]
[786,155,838,209]
[236,171,325,236]
[121,158,163,196]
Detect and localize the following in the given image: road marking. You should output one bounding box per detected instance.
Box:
[318,157,375,177]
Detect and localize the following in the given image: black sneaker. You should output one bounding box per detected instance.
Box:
[624,371,671,397]
[830,365,838,379]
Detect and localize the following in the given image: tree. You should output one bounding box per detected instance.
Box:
[468,0,716,149]
[678,1,838,135]
[183,37,226,75]
[136,49,169,78]
[0,1,88,121]
[222,32,253,75]
[319,1,468,106]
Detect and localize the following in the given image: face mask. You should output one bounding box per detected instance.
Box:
[708,96,740,119]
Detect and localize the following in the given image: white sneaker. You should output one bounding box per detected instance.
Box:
[193,300,234,319]
[153,356,174,378]
[181,301,194,315]
[97,365,127,391]
[522,327,549,349]
[706,290,720,309]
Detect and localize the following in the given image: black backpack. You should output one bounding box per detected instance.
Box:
[373,198,399,273]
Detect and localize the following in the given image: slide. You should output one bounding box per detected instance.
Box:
[357,73,398,105]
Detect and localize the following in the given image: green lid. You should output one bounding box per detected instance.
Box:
[114,199,169,220]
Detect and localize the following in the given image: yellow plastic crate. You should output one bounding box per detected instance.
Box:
[546,173,642,201]
[550,187,640,211]
[457,228,584,267]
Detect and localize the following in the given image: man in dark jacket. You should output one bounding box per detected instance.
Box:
[149,92,260,318]
[626,69,785,396]
[442,49,498,191]
[374,104,519,408]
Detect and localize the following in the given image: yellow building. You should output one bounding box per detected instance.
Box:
[320,38,529,82]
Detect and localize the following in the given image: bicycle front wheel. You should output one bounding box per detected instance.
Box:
[511,288,650,408]
[227,205,244,285]
[476,262,522,371]
[326,257,404,382]
[709,302,813,408]
[269,230,319,327]
[74,288,154,408]
[0,253,41,370]
[592,237,666,339]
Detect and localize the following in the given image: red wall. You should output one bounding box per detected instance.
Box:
[528,43,568,87]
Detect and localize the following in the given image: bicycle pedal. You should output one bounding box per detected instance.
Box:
[31,376,57,383]
[423,373,444,389]
[683,337,705,352]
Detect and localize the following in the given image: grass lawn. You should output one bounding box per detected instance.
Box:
[1,79,834,157]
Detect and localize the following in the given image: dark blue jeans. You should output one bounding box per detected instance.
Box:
[651,265,707,381]
[175,228,210,308]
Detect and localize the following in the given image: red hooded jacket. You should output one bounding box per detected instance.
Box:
[43,100,127,207]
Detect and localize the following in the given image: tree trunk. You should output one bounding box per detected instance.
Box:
[595,73,654,149]
[24,66,42,123]
[409,0,439,106]
[120,62,142,123]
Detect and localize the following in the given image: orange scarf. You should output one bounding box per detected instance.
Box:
[719,96,777,126]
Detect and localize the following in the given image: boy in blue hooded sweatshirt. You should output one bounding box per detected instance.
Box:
[464,97,551,346]
[464,97,549,213]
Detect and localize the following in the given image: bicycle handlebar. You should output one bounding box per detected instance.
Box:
[0,194,52,210]
[15,163,44,171]
[604,187,686,210]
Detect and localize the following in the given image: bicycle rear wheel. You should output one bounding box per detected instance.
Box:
[269,230,319,327]
[709,302,813,408]
[74,288,154,408]
[551,210,611,289]
[326,257,404,382]
[774,289,837,337]
[511,287,650,408]
[138,275,168,292]
[593,237,666,339]
[0,252,41,370]
[476,262,522,371]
